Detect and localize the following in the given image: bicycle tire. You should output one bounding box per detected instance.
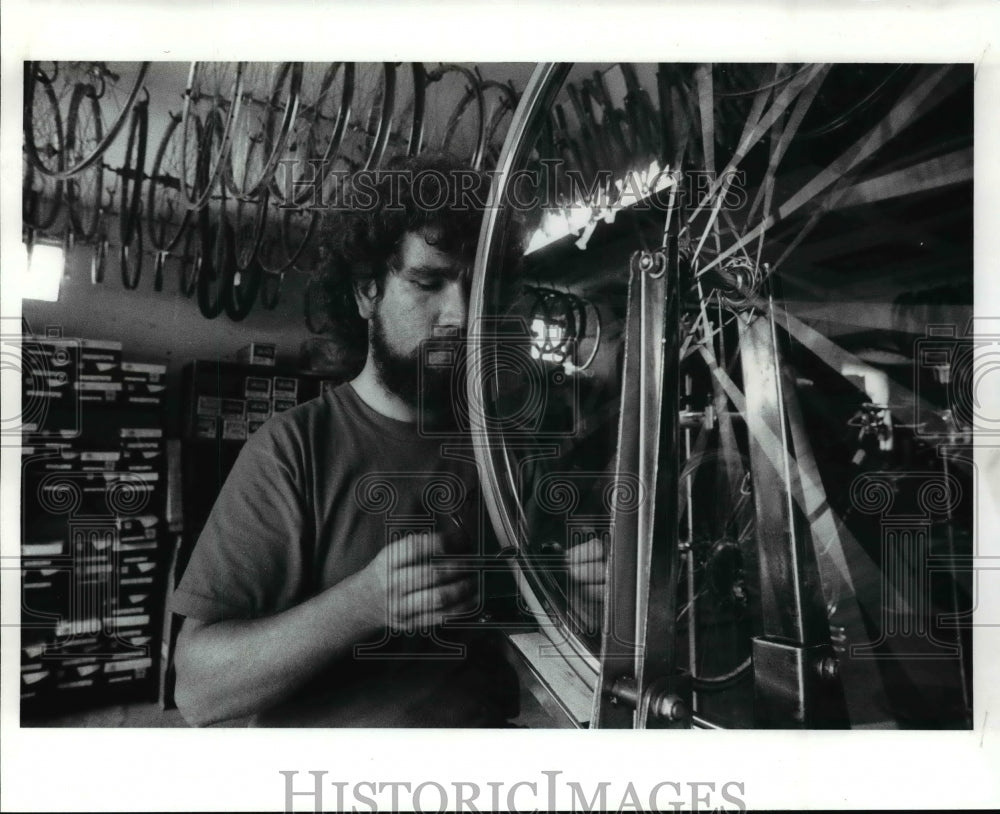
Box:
[382,62,426,165]
[226,62,303,200]
[180,62,244,211]
[90,233,109,284]
[280,206,320,273]
[434,64,486,168]
[39,62,149,180]
[153,250,168,292]
[255,234,292,275]
[22,67,64,229]
[234,187,270,271]
[224,254,263,322]
[197,210,233,320]
[338,62,395,173]
[479,80,519,171]
[23,62,65,179]
[64,84,105,240]
[146,111,192,253]
[22,159,63,232]
[119,94,149,245]
[120,220,144,290]
[178,222,201,298]
[269,61,355,207]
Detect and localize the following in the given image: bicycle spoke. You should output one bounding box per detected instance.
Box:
[700,64,965,279]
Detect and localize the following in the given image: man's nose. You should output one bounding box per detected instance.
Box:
[437,279,469,330]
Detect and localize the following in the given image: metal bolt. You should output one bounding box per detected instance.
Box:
[653,693,688,722]
[818,655,839,681]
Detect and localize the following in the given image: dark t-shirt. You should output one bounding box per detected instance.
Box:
[171,383,518,726]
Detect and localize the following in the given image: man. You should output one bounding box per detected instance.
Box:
[171,154,520,727]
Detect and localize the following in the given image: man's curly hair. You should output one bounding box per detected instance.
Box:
[320,152,491,350]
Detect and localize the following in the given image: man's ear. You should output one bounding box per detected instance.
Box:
[353,279,379,320]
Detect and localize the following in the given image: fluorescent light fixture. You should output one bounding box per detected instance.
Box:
[22,243,64,302]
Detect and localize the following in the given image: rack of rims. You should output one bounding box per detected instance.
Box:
[23,62,530,324]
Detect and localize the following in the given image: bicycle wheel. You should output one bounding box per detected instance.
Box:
[119,92,149,245]
[23,63,65,179]
[269,62,354,207]
[197,212,232,320]
[335,62,395,173]
[147,112,193,254]
[279,205,321,273]
[90,230,109,284]
[180,62,244,211]
[178,221,201,298]
[26,62,149,179]
[469,62,973,729]
[234,187,269,271]
[381,62,425,165]
[22,157,63,233]
[422,64,485,168]
[120,216,144,291]
[224,254,263,322]
[64,84,105,240]
[479,80,519,171]
[226,62,302,200]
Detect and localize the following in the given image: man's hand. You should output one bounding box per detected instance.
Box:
[566,536,606,603]
[359,531,480,632]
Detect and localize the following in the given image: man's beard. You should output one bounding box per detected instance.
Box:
[369,309,466,425]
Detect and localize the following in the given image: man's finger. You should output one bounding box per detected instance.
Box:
[401,578,479,622]
[386,532,447,566]
[567,537,606,564]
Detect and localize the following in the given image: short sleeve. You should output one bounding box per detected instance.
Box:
[170,418,312,622]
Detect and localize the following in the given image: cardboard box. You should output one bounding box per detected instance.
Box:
[123,382,166,406]
[222,419,247,441]
[195,395,222,416]
[79,339,122,381]
[245,398,271,421]
[73,381,122,403]
[78,450,121,471]
[79,339,122,363]
[117,514,158,536]
[221,398,246,419]
[237,343,276,367]
[272,376,298,397]
[195,416,218,440]
[245,376,272,398]
[121,362,166,383]
[120,427,163,440]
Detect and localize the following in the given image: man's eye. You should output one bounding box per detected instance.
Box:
[415,279,444,291]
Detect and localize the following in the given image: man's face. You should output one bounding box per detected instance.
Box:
[362,229,470,415]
